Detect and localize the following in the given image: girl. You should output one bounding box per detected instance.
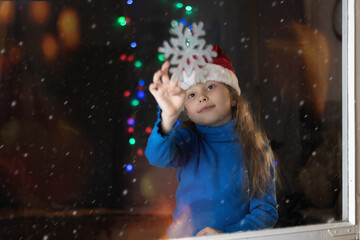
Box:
[145,45,278,238]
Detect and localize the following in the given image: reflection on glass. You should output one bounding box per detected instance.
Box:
[0,0,342,239]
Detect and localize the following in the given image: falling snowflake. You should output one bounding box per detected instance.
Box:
[158,20,217,85]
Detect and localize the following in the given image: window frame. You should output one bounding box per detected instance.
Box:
[178,0,360,239]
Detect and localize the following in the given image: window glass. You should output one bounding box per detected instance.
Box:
[0,0,342,239]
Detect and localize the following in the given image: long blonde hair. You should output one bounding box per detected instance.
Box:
[227,86,276,197]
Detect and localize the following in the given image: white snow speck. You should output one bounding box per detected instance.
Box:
[91,23,96,29]
[49,115,53,120]
[122,189,128,196]
[43,235,49,240]
[11,101,17,107]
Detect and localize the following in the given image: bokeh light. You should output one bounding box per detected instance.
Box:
[127,55,134,62]
[137,149,143,156]
[127,0,134,5]
[58,8,81,50]
[185,5,193,14]
[120,54,127,61]
[124,90,131,97]
[179,19,187,26]
[129,138,136,145]
[130,42,137,48]
[134,60,142,68]
[138,80,145,86]
[175,3,183,8]
[131,99,140,107]
[118,16,127,26]
[42,34,58,62]
[145,127,152,134]
[29,1,50,24]
[0,1,14,24]
[137,91,145,99]
[127,127,134,133]
[127,118,135,126]
[125,164,133,172]
[158,53,165,62]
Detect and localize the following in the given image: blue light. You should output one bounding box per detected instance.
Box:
[274,161,278,167]
[137,91,145,99]
[127,0,133,5]
[130,42,137,48]
[125,164,133,172]
[179,19,187,26]
[138,79,145,86]
[189,25,193,30]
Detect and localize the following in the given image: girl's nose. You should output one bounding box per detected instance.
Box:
[199,95,208,102]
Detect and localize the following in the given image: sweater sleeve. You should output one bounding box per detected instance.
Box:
[145,107,193,168]
[223,176,278,233]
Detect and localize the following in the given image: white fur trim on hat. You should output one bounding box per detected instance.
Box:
[178,63,241,95]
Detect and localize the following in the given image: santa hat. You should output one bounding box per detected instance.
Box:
[178,45,241,96]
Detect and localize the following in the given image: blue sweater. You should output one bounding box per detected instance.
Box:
[145,110,278,238]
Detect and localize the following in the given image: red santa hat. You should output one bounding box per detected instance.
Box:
[178,45,241,95]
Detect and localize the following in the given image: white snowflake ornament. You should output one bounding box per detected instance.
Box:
[158,20,217,87]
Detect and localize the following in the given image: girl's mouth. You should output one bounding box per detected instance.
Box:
[199,105,215,113]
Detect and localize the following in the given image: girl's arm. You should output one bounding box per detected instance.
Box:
[223,176,278,232]
[148,61,185,135]
[146,61,189,168]
[145,107,193,168]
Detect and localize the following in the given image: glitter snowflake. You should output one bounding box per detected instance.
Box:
[158,20,217,85]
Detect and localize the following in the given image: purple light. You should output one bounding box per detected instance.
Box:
[274,161,278,167]
[127,0,133,4]
[127,118,135,126]
[125,164,133,172]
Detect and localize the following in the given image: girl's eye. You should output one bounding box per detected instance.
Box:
[208,85,215,90]
[188,93,195,99]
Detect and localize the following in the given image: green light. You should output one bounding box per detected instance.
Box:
[131,99,140,107]
[176,2,183,8]
[134,60,142,68]
[185,5,192,11]
[129,138,136,145]
[171,20,179,28]
[118,16,126,26]
[158,54,165,62]
[185,39,190,47]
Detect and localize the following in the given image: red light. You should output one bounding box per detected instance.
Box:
[128,127,134,133]
[127,55,134,62]
[137,149,143,156]
[125,17,131,24]
[145,127,152,134]
[120,54,127,61]
[124,90,131,97]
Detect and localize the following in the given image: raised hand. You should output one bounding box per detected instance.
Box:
[149,61,185,134]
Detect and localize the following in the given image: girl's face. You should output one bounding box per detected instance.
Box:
[184,81,235,127]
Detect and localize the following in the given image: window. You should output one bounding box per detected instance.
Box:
[0,0,358,239]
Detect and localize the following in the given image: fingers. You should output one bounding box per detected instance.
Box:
[161,61,171,82]
[153,70,162,84]
[195,227,222,236]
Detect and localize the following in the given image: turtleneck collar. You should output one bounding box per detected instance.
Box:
[194,118,238,142]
